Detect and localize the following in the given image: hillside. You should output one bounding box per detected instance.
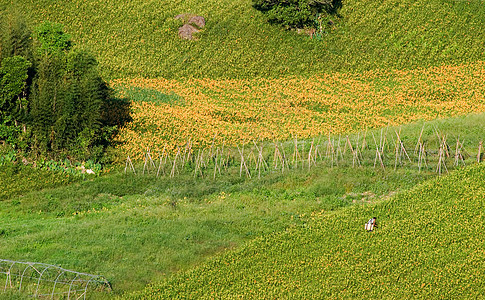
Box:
[1,0,485,298]
[129,162,485,299]
[2,0,484,79]
[4,0,484,159]
[1,113,484,297]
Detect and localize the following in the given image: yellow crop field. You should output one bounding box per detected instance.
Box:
[112,62,485,160]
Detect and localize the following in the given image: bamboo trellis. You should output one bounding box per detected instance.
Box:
[125,127,485,179]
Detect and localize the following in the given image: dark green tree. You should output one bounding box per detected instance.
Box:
[29,53,63,155]
[0,16,130,161]
[252,0,340,28]
[30,22,119,160]
[59,49,112,159]
[33,21,72,55]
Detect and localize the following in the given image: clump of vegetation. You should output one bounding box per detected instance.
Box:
[0,12,130,162]
[252,0,341,28]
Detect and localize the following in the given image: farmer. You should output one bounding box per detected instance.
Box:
[365,217,377,231]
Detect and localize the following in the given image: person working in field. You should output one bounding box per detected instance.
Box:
[365,217,377,231]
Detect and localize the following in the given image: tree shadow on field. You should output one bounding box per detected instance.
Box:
[329,0,342,15]
[101,96,133,145]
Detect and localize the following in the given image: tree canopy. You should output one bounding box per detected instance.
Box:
[0,14,130,162]
[252,0,341,28]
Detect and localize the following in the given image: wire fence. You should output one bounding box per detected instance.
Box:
[0,259,111,299]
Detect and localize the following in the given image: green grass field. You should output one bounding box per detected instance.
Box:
[0,155,434,295]
[1,114,484,297]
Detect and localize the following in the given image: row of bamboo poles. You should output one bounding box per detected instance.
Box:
[125,126,484,179]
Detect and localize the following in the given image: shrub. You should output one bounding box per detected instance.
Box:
[252,0,339,28]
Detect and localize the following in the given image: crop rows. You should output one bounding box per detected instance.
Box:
[128,162,485,299]
[113,62,485,161]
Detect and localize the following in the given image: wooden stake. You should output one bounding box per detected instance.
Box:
[237,145,251,178]
[346,136,361,167]
[253,141,268,178]
[209,134,216,158]
[213,148,221,179]
[125,156,136,175]
[453,138,465,167]
[273,142,280,170]
[436,137,449,175]
[300,140,305,170]
[478,141,483,163]
[326,134,335,167]
[194,149,203,178]
[418,142,428,172]
[143,148,157,175]
[143,148,149,175]
[395,130,412,164]
[170,148,181,178]
[360,129,368,153]
[414,124,425,155]
[372,133,385,170]
[293,136,301,168]
[308,139,314,171]
[315,144,322,163]
[280,143,289,173]
[220,141,226,174]
[394,130,401,170]
[157,153,166,177]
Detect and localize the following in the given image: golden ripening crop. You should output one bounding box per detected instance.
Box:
[112,62,485,160]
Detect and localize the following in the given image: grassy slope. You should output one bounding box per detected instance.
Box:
[0,0,484,298]
[1,114,484,297]
[1,0,484,79]
[129,162,485,299]
[5,0,484,158]
[0,162,431,295]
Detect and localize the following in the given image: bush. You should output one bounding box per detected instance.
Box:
[252,0,339,28]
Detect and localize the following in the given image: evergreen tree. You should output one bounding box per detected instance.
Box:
[30,22,116,160]
[30,53,63,156]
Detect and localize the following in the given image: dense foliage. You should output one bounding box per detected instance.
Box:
[0,13,126,161]
[252,0,340,28]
